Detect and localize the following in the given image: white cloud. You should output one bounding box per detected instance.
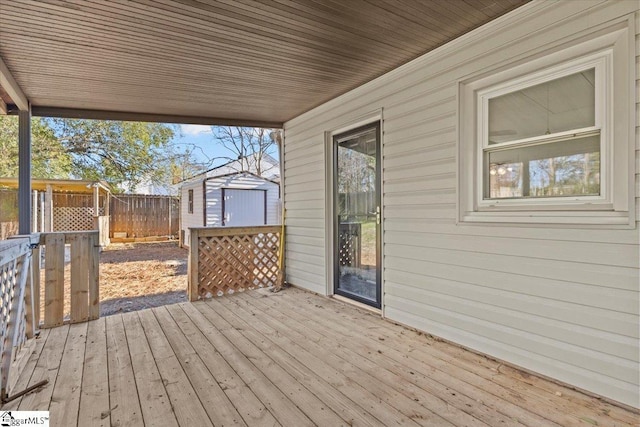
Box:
[180,124,212,135]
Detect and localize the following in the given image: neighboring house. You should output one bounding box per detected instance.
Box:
[282,2,639,408]
[124,179,174,196]
[180,171,280,247]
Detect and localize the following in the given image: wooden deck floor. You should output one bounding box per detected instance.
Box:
[3,287,638,427]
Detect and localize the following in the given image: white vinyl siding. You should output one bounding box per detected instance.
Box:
[204,174,279,227]
[283,1,639,408]
[180,181,204,247]
[181,173,280,247]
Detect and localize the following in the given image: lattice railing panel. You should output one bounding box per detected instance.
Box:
[0,259,19,360]
[192,226,281,298]
[0,238,33,400]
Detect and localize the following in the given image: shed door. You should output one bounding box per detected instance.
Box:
[222,189,267,226]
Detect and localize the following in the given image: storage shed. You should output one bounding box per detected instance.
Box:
[180,171,280,247]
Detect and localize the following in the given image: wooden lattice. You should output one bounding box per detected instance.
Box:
[0,238,33,400]
[191,226,281,298]
[53,207,104,231]
[339,222,361,268]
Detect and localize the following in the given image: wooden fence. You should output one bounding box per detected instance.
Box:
[0,189,18,240]
[188,226,281,300]
[110,194,179,239]
[38,231,100,328]
[0,230,99,401]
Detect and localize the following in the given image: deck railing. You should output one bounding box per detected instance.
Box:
[38,231,100,328]
[0,235,37,401]
[188,226,282,301]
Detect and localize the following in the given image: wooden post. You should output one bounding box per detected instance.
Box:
[30,245,41,331]
[44,233,65,328]
[70,233,89,323]
[88,232,100,320]
[44,185,53,232]
[188,228,199,301]
[93,184,99,217]
[31,190,38,233]
[39,192,45,233]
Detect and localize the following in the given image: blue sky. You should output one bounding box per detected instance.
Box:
[173,124,227,167]
[173,124,279,168]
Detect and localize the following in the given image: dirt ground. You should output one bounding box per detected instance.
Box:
[40,241,188,320]
[99,241,188,316]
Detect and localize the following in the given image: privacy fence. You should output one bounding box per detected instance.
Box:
[0,190,179,241]
[110,194,179,239]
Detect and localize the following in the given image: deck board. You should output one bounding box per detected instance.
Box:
[3,287,638,427]
[105,314,144,427]
[78,318,109,427]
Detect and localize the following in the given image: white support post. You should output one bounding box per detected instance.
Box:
[93,184,99,217]
[44,184,53,232]
[31,190,38,232]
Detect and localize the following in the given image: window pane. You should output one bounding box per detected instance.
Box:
[488,69,595,144]
[485,135,600,199]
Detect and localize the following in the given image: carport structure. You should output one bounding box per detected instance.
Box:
[1,1,639,426]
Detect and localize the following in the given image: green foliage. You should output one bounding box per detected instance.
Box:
[0,116,203,193]
[52,119,178,192]
[0,115,72,179]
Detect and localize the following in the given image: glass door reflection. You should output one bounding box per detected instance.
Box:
[334,122,381,308]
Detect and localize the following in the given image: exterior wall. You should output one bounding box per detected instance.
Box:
[181,173,280,246]
[283,1,640,408]
[180,180,204,247]
[204,174,280,227]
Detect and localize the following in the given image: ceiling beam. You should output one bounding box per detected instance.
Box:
[0,56,28,111]
[29,106,283,128]
[0,98,6,115]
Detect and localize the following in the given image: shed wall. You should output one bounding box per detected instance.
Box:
[205,174,279,227]
[180,180,204,247]
[181,174,280,247]
[283,1,640,407]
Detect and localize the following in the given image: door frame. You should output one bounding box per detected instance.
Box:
[328,116,383,310]
[221,188,267,226]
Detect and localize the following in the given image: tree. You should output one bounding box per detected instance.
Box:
[211,126,280,177]
[169,146,208,184]
[0,116,72,179]
[50,119,180,192]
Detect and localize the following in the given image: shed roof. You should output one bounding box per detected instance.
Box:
[0,0,528,126]
[184,170,280,187]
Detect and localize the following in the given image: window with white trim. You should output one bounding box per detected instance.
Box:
[479,53,608,205]
[458,23,634,226]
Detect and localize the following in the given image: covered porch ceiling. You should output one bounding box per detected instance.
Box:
[0,0,528,127]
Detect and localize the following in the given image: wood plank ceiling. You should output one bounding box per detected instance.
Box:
[0,0,529,126]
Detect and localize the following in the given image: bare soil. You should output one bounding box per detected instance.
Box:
[40,241,188,320]
[99,241,188,316]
